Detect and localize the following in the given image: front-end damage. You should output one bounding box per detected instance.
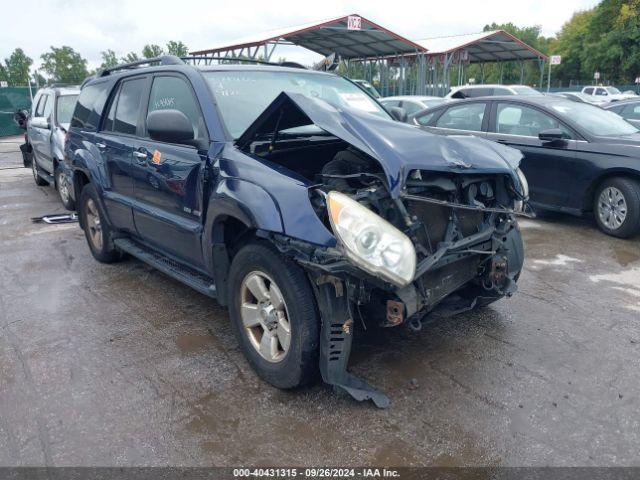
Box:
[238,92,528,407]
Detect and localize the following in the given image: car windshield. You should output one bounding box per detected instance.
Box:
[511,86,542,95]
[204,70,389,138]
[551,101,639,136]
[56,94,78,125]
[606,87,622,95]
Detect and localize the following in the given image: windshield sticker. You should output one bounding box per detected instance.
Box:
[338,92,378,113]
[154,97,176,109]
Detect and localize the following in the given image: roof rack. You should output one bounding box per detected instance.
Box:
[96,54,307,79]
[98,55,185,77]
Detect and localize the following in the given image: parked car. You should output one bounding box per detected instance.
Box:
[380,95,446,116]
[580,86,635,103]
[548,91,607,106]
[27,86,80,209]
[410,96,640,238]
[446,84,542,99]
[603,99,640,127]
[64,56,526,407]
[351,79,381,98]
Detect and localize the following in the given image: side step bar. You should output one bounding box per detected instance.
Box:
[114,238,217,298]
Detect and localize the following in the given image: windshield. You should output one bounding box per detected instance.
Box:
[606,87,622,95]
[204,70,389,138]
[551,101,639,136]
[56,94,78,125]
[511,86,542,95]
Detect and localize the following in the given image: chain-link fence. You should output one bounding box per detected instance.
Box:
[0,87,31,137]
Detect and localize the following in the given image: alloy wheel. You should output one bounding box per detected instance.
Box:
[85,198,103,250]
[239,271,291,363]
[598,186,627,231]
[57,171,70,204]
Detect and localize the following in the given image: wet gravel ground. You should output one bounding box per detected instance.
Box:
[1,137,639,467]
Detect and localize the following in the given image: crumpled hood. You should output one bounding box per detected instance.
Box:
[237,92,522,197]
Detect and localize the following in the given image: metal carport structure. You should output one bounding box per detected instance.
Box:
[191,17,547,97]
[190,14,429,96]
[416,30,548,96]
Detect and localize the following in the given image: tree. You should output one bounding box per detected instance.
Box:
[40,46,89,84]
[4,48,33,86]
[166,41,188,57]
[142,44,164,58]
[121,52,140,63]
[100,49,119,69]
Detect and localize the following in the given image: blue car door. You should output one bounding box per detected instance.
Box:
[93,76,150,232]
[130,73,208,268]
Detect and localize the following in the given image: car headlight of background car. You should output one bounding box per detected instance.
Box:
[327,191,416,287]
[514,167,529,212]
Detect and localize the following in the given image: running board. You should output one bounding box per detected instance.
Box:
[113,238,217,298]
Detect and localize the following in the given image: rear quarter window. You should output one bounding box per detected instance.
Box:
[70,82,110,130]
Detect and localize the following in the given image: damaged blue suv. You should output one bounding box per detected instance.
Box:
[65,56,527,407]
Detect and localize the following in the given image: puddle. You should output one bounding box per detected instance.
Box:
[175,334,215,353]
[612,246,640,267]
[590,267,640,312]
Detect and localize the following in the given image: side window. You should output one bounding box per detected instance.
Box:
[382,100,400,109]
[102,86,120,132]
[402,101,423,115]
[450,89,467,99]
[623,104,640,120]
[583,88,594,95]
[595,88,607,96]
[496,103,571,138]
[607,104,624,114]
[112,78,146,136]
[42,94,53,119]
[435,103,486,131]
[147,76,206,141]
[415,110,437,126]
[494,88,513,96]
[70,82,110,130]
[468,88,494,98]
[35,94,48,117]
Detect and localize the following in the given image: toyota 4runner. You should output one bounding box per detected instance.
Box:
[65,56,527,407]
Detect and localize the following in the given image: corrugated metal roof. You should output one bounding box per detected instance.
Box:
[190,14,426,59]
[417,30,547,62]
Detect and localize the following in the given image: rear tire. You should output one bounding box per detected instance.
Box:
[593,177,640,238]
[79,183,122,263]
[228,241,319,389]
[31,154,48,186]
[55,165,76,211]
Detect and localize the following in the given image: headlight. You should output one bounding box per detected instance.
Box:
[514,168,529,212]
[327,191,416,287]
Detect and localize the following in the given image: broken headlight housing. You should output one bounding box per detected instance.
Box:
[514,167,529,213]
[327,191,416,287]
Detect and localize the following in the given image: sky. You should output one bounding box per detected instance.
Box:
[2,0,600,73]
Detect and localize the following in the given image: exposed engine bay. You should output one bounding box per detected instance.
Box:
[238,93,527,407]
[248,133,525,327]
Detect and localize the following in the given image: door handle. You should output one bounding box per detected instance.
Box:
[496,139,508,144]
[95,142,107,149]
[133,150,148,165]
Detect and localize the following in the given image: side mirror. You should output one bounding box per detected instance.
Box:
[388,106,408,123]
[147,109,194,145]
[31,117,50,130]
[538,128,567,142]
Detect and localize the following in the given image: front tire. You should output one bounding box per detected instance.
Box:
[79,183,122,263]
[228,241,319,389]
[593,177,640,238]
[55,165,76,211]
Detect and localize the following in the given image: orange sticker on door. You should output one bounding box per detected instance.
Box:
[152,150,162,164]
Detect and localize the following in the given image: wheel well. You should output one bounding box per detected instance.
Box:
[211,216,255,306]
[583,171,640,212]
